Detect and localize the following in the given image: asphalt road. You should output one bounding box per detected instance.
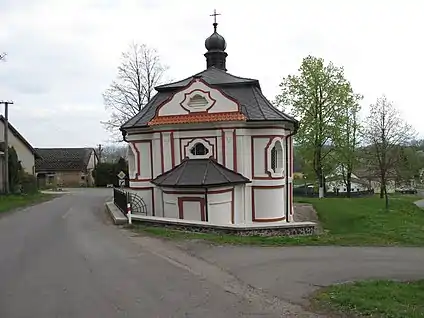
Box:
[178,243,424,305]
[0,189,314,318]
[2,189,422,317]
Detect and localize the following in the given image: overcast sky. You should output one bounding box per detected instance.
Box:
[0,0,423,148]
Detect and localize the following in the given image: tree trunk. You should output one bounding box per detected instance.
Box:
[383,183,389,210]
[314,147,325,198]
[346,171,352,198]
[317,169,324,198]
[379,176,384,199]
[381,174,389,209]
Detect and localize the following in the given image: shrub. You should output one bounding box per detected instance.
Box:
[93,157,129,187]
[20,173,38,194]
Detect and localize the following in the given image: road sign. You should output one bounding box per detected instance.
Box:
[117,171,126,180]
[118,179,125,187]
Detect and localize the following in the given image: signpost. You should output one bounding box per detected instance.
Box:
[117,171,126,180]
[116,170,130,223]
[117,171,126,188]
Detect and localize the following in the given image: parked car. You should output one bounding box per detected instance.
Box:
[395,187,418,194]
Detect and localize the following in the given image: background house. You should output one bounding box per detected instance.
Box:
[0,115,39,175]
[324,165,397,194]
[35,148,98,188]
[326,175,370,193]
[0,117,39,192]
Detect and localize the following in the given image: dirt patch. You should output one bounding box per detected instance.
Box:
[294,203,323,233]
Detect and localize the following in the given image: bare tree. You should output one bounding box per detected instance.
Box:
[0,52,6,61]
[363,95,415,209]
[100,144,128,163]
[102,43,168,139]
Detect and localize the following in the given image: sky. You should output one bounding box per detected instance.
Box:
[0,0,423,148]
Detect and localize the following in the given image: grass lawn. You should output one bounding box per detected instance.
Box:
[0,193,55,214]
[132,194,424,246]
[313,279,424,318]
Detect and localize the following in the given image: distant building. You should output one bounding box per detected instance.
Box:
[35,148,98,188]
[0,116,39,192]
[0,115,39,175]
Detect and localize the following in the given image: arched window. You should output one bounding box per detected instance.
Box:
[190,143,209,156]
[270,141,283,173]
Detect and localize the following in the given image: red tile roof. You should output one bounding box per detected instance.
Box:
[148,112,246,126]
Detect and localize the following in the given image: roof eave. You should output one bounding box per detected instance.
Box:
[123,119,299,132]
[246,119,299,130]
[0,115,38,157]
[151,180,251,189]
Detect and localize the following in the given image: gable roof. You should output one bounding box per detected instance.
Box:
[151,157,251,188]
[35,148,95,172]
[0,115,40,158]
[121,68,297,130]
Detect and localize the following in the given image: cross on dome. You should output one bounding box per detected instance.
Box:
[210,9,221,31]
[204,8,227,70]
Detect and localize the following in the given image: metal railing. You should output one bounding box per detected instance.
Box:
[113,188,148,223]
[127,192,148,215]
[113,187,129,214]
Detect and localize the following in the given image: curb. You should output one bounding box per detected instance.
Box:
[105,201,128,225]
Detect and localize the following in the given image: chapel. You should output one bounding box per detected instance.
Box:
[121,14,298,226]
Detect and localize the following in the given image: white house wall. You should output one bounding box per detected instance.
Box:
[127,125,294,223]
[0,121,35,175]
[326,180,368,193]
[86,150,97,170]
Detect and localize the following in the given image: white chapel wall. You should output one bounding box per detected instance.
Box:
[207,188,233,225]
[241,127,291,223]
[251,186,285,221]
[126,125,295,224]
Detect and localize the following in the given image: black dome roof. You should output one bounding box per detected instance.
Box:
[205,31,226,51]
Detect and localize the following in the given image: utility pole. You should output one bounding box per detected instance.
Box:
[97,144,103,163]
[0,100,13,194]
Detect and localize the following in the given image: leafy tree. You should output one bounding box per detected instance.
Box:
[332,97,362,197]
[362,95,416,209]
[395,146,424,184]
[276,55,360,197]
[102,43,168,139]
[92,162,115,187]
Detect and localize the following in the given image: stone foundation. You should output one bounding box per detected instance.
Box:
[130,214,316,237]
